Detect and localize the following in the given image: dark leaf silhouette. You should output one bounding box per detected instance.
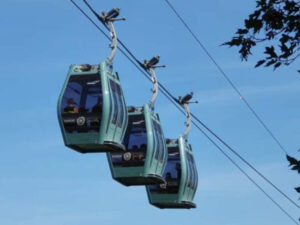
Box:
[287,154,299,168]
[237,29,248,35]
[223,0,300,72]
[265,59,276,67]
[255,59,266,67]
[265,46,277,58]
[224,0,300,216]
[273,62,282,70]
[286,153,300,205]
[291,165,300,172]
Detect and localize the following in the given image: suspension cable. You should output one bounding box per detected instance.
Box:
[69,0,300,221]
[194,122,300,225]
[163,0,288,155]
[162,0,299,207]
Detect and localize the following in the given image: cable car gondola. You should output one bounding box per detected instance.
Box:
[146,93,198,209]
[57,8,128,153]
[107,56,168,186]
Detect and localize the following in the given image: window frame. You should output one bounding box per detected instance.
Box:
[109,80,120,126]
[61,74,103,133]
[115,83,124,128]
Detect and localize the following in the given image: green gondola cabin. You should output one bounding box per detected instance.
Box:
[146,136,198,209]
[107,104,168,186]
[57,62,128,153]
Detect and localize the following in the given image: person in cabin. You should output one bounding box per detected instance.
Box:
[64,98,78,113]
[92,96,103,114]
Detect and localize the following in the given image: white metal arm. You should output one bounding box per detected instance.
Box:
[143,56,165,111]
[178,92,198,140]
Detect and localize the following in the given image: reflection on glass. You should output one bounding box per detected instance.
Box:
[109,80,118,125]
[115,83,124,128]
[186,152,192,188]
[156,123,165,163]
[61,74,102,133]
[152,121,160,160]
[111,114,147,167]
[149,146,181,194]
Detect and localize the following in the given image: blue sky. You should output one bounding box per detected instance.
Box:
[0,0,299,224]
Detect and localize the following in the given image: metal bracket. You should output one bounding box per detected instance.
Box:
[82,2,126,73]
[177,92,198,140]
[143,56,165,111]
[100,8,125,73]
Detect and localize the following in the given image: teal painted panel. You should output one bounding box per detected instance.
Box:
[107,104,166,186]
[146,136,198,209]
[58,61,127,153]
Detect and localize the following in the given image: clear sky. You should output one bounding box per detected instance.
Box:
[0,0,299,225]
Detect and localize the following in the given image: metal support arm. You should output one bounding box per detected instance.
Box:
[106,20,117,70]
[149,67,158,110]
[178,92,198,140]
[82,2,125,73]
[143,56,165,111]
[99,8,125,72]
[182,103,191,140]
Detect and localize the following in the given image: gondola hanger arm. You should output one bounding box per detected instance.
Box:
[143,56,165,111]
[177,92,198,140]
[82,0,125,73]
[101,8,125,73]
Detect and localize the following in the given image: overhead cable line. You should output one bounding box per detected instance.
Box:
[69,1,300,222]
[152,90,300,224]
[163,0,288,156]
[146,81,300,224]
[192,123,300,225]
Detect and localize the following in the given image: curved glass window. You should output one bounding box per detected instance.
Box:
[185,151,197,189]
[153,121,161,161]
[61,74,102,133]
[120,87,128,138]
[191,155,197,190]
[111,114,147,167]
[157,123,165,163]
[149,146,181,194]
[109,80,119,125]
[106,82,113,133]
[115,83,124,128]
[61,81,82,113]
[149,120,157,166]
[186,152,194,188]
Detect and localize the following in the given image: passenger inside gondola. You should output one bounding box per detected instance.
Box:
[92,97,102,113]
[64,98,78,113]
[61,75,102,133]
[92,96,103,114]
[149,147,181,194]
[111,115,147,167]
